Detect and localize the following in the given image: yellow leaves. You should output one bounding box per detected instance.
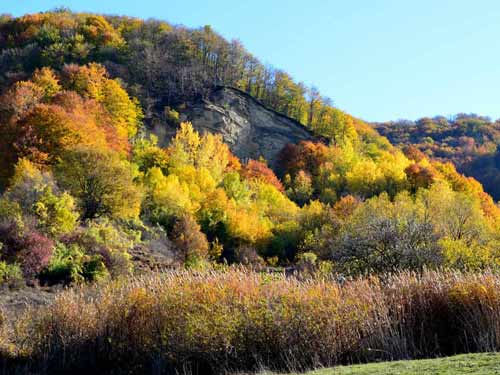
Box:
[253,181,299,223]
[63,63,143,140]
[226,203,272,244]
[439,238,493,271]
[312,107,358,146]
[56,147,142,220]
[197,132,230,183]
[146,167,194,216]
[64,63,107,100]
[9,158,44,188]
[171,165,216,208]
[33,188,79,237]
[132,135,169,172]
[416,181,490,243]
[346,159,384,197]
[0,65,135,186]
[168,122,230,183]
[32,67,61,100]
[80,15,125,48]
[171,122,201,163]
[100,79,143,139]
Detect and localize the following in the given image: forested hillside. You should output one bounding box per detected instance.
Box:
[1,8,500,375]
[0,8,363,143]
[0,9,498,286]
[374,114,500,200]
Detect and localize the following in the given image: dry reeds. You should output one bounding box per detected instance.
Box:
[5,269,500,374]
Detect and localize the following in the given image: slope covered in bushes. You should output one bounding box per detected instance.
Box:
[0,62,499,289]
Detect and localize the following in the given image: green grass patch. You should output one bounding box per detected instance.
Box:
[280,353,500,375]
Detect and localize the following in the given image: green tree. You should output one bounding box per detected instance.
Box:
[56,147,142,220]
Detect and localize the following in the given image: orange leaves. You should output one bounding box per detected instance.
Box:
[171,214,209,264]
[15,103,79,164]
[241,159,283,191]
[405,162,437,191]
[80,15,125,48]
[53,91,129,154]
[62,63,144,139]
[13,92,128,167]
[403,145,427,162]
[0,81,43,120]
[0,63,138,185]
[62,63,108,100]
[278,140,329,177]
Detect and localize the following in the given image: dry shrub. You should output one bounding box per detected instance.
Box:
[8,269,500,374]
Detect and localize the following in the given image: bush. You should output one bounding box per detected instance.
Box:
[233,245,265,267]
[0,221,54,279]
[55,146,142,220]
[62,220,134,277]
[0,261,23,289]
[295,252,318,274]
[170,215,209,266]
[33,187,79,237]
[41,242,108,285]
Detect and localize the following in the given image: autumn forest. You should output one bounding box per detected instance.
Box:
[0,8,500,375]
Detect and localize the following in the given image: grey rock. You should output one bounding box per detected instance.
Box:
[153,86,315,169]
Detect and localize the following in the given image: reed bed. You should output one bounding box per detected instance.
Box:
[3,269,500,374]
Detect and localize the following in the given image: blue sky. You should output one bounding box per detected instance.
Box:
[4,0,500,122]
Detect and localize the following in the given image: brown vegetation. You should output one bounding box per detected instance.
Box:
[1,269,499,374]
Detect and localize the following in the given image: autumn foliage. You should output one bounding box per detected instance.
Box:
[0,10,498,294]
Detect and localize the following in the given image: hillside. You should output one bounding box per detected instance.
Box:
[374,114,500,200]
[0,9,500,375]
[0,10,361,145]
[0,7,498,284]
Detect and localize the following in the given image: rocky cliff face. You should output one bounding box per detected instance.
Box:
[156,86,314,168]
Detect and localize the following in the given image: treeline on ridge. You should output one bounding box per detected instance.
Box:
[0,8,370,144]
[375,114,500,200]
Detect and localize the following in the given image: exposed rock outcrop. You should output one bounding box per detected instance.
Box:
[170,86,315,168]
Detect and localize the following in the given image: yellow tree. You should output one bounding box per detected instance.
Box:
[56,146,142,220]
[32,67,61,100]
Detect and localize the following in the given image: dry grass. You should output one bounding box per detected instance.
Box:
[3,269,500,374]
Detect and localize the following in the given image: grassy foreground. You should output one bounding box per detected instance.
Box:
[279,353,500,375]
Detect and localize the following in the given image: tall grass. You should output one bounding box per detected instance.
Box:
[5,269,500,374]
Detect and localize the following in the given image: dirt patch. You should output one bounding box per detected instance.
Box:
[0,286,61,320]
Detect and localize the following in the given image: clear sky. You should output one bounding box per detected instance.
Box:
[3,0,500,122]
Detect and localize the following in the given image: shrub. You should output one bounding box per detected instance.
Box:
[55,146,142,220]
[0,221,54,279]
[0,198,23,228]
[240,159,284,191]
[33,187,79,237]
[233,245,265,267]
[41,242,108,285]
[170,215,209,266]
[0,261,23,289]
[62,221,133,278]
[16,229,54,278]
[295,252,318,273]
